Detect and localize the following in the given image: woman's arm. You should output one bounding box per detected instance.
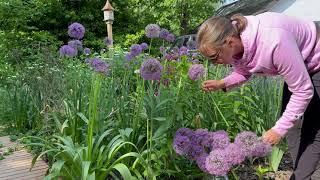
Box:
[222,67,252,91]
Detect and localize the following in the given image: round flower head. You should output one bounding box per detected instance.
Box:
[224,143,246,165]
[84,48,91,55]
[175,128,194,137]
[125,53,134,61]
[140,58,163,80]
[191,129,211,148]
[234,131,259,157]
[68,22,85,39]
[187,142,205,160]
[188,64,205,81]
[145,24,161,38]
[88,58,110,74]
[140,43,149,51]
[251,140,272,157]
[210,130,230,150]
[68,40,83,51]
[179,46,189,56]
[173,134,191,155]
[159,28,170,39]
[130,44,142,57]
[166,33,175,42]
[206,149,232,176]
[104,37,113,46]
[196,153,209,173]
[59,45,77,58]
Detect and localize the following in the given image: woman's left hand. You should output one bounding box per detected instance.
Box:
[262,129,282,145]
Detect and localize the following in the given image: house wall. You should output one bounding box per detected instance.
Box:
[270,0,320,21]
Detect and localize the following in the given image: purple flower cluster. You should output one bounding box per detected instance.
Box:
[173,129,272,176]
[68,40,83,51]
[140,58,163,80]
[86,58,110,74]
[145,24,175,42]
[188,64,205,81]
[68,22,85,40]
[126,43,149,61]
[59,45,78,58]
[84,48,91,55]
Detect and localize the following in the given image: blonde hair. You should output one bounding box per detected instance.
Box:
[196,14,247,55]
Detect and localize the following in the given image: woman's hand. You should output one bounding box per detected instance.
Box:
[202,80,225,92]
[262,129,282,145]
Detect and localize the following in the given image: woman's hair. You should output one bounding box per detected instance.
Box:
[196,14,247,54]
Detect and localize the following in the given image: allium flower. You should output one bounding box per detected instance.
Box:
[188,64,205,81]
[88,58,109,74]
[234,131,259,156]
[196,153,209,173]
[130,44,142,56]
[159,28,170,39]
[125,53,134,61]
[251,140,272,157]
[59,45,77,58]
[145,24,161,38]
[140,58,163,80]
[206,149,232,176]
[166,33,175,42]
[191,129,211,147]
[104,37,113,46]
[140,43,148,51]
[210,130,230,150]
[224,143,246,165]
[159,46,166,55]
[179,46,188,56]
[187,142,205,160]
[68,22,85,39]
[68,40,83,51]
[84,48,91,55]
[175,128,194,137]
[173,135,191,155]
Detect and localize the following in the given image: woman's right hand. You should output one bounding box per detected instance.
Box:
[202,80,226,92]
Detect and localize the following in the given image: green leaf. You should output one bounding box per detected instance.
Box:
[77,112,89,124]
[112,163,133,180]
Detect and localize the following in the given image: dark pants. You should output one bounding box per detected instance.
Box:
[283,71,320,180]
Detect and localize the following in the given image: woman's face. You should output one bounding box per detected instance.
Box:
[201,36,244,65]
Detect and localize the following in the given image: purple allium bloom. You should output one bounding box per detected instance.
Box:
[196,153,209,173]
[125,53,134,61]
[166,33,175,42]
[173,135,191,155]
[159,46,166,55]
[175,128,194,137]
[68,40,83,51]
[251,140,272,157]
[188,64,205,81]
[140,43,148,51]
[140,58,163,80]
[104,37,113,46]
[159,28,170,39]
[206,149,232,176]
[179,46,189,56]
[84,48,91,55]
[187,142,205,160]
[88,58,109,74]
[59,45,77,58]
[130,44,142,56]
[187,40,197,50]
[145,24,161,38]
[210,130,230,150]
[234,131,259,157]
[164,54,173,61]
[224,143,246,165]
[191,129,211,148]
[68,22,85,40]
[192,59,200,64]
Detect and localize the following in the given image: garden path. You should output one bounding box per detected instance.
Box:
[0,136,48,180]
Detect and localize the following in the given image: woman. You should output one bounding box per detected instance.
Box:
[197,12,320,180]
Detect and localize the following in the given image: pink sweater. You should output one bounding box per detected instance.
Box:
[222,12,320,136]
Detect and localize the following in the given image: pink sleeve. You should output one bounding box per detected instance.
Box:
[223,67,252,91]
[271,29,314,136]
